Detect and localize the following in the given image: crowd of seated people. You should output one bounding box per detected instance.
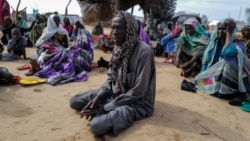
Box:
[0,4,249,108]
[155,17,250,106]
[194,18,250,105]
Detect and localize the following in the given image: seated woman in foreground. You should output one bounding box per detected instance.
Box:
[175,18,209,77]
[35,28,94,85]
[194,18,250,104]
[25,14,69,75]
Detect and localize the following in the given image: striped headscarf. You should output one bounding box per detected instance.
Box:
[110,11,139,93]
[177,17,209,57]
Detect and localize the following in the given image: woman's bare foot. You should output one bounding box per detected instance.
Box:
[183,70,191,77]
[179,62,191,69]
[30,59,41,72]
[182,61,198,77]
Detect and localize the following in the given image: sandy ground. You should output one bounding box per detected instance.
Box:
[1,26,250,141]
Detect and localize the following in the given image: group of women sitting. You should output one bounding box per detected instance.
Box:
[172,17,250,104]
[21,14,93,85]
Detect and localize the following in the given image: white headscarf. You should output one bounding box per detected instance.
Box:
[35,14,69,47]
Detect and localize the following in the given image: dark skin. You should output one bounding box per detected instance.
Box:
[241,26,250,53]
[75,21,80,27]
[80,16,127,121]
[111,16,126,46]
[176,24,196,67]
[242,27,250,39]
[218,19,236,48]
[63,18,71,26]
[52,33,68,48]
[180,21,235,77]
[3,17,13,42]
[52,15,68,48]
[29,15,67,74]
[53,15,60,27]
[2,16,37,44]
[175,24,198,76]
[8,28,28,59]
[0,26,3,52]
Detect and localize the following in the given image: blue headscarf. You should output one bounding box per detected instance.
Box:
[201,19,237,72]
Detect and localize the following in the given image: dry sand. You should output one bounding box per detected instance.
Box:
[0,26,250,141]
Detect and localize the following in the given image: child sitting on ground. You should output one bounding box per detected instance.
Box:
[1,28,27,60]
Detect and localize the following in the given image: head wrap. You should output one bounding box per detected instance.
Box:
[0,0,10,24]
[202,18,237,70]
[35,14,68,47]
[110,10,139,93]
[242,25,250,32]
[137,20,150,45]
[176,17,209,57]
[172,25,182,37]
[180,18,209,46]
[240,24,250,53]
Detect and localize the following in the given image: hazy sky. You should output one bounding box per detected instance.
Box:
[7,0,250,22]
[175,0,250,22]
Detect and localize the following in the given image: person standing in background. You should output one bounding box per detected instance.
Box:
[0,0,10,25]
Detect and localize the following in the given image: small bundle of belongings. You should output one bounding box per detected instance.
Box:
[0,67,46,86]
[0,67,21,85]
[180,79,197,93]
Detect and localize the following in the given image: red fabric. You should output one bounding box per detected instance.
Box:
[42,43,56,53]
[62,24,74,36]
[0,0,11,24]
[12,76,21,84]
[172,26,182,37]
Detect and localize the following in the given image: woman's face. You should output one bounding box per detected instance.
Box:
[4,18,12,25]
[217,23,227,39]
[185,24,195,36]
[11,28,21,40]
[242,28,250,38]
[53,15,60,27]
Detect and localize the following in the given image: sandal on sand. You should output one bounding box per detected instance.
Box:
[163,58,173,64]
[17,64,31,70]
[19,78,46,86]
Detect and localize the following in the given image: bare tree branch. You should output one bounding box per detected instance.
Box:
[65,0,72,19]
[15,0,21,24]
